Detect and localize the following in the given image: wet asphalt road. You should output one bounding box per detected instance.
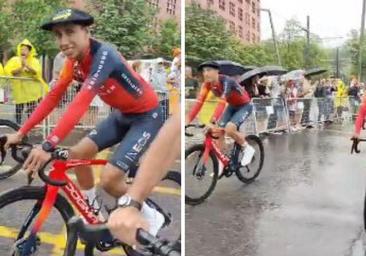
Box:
[186,123,366,256]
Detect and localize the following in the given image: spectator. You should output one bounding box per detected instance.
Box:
[4,39,49,124]
[299,77,313,126]
[283,79,301,131]
[348,78,361,117]
[334,79,348,121]
[131,60,142,73]
[185,66,199,99]
[314,80,327,122]
[150,58,169,120]
[168,48,181,89]
[242,75,259,98]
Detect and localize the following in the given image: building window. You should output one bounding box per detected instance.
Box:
[252,17,255,29]
[229,21,235,33]
[238,26,243,38]
[229,2,235,16]
[219,0,226,10]
[148,0,159,8]
[252,33,256,43]
[245,12,250,24]
[207,0,214,6]
[257,22,260,31]
[238,8,243,21]
[252,2,256,14]
[246,31,250,41]
[166,0,176,15]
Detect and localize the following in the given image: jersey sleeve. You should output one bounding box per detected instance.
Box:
[19,59,74,135]
[355,102,366,134]
[187,83,210,123]
[46,47,116,146]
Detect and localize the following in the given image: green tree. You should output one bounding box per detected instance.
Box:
[87,0,156,59]
[153,19,180,59]
[0,0,68,57]
[186,4,233,63]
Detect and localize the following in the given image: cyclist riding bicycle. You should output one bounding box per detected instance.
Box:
[6,8,166,237]
[108,108,181,246]
[186,61,255,167]
[353,94,366,139]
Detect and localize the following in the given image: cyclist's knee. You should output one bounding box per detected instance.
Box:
[100,164,126,196]
[69,137,98,159]
[225,122,237,136]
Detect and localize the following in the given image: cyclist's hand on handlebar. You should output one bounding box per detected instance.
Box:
[4,132,23,149]
[107,206,149,246]
[352,133,360,140]
[23,145,52,178]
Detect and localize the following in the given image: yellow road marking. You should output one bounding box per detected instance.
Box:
[0,225,125,255]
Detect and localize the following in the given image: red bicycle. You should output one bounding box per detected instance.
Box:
[185,124,264,205]
[0,137,181,256]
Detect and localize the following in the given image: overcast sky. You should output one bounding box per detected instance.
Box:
[261,0,363,47]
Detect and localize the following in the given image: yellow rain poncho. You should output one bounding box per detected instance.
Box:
[0,63,4,75]
[335,80,348,108]
[4,39,49,104]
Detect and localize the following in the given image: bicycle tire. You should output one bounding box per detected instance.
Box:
[85,171,181,256]
[185,144,218,205]
[235,135,264,184]
[0,119,28,180]
[0,186,76,256]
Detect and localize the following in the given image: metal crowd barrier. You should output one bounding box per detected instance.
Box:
[0,76,179,146]
[186,96,357,136]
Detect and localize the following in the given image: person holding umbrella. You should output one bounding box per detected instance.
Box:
[186,61,255,167]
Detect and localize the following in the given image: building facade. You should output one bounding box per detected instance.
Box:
[188,0,260,44]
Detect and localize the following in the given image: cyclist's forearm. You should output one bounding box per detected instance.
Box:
[46,88,95,146]
[211,100,226,123]
[128,111,181,203]
[187,100,203,123]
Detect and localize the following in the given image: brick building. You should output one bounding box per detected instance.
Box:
[187,0,261,44]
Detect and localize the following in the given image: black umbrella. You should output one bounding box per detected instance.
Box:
[215,60,254,76]
[239,65,287,83]
[304,67,328,77]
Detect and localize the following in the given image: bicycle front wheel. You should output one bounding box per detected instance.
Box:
[0,186,76,256]
[185,144,218,205]
[0,119,28,180]
[235,135,264,184]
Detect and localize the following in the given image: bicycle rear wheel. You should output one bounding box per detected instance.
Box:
[235,135,264,184]
[0,186,76,256]
[185,144,218,205]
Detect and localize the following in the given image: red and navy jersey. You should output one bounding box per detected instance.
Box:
[20,39,159,146]
[188,75,250,123]
[204,75,250,106]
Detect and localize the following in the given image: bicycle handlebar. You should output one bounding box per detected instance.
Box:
[0,135,70,186]
[350,138,366,154]
[68,216,181,256]
[185,124,205,137]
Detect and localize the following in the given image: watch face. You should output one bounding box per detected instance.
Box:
[119,195,131,206]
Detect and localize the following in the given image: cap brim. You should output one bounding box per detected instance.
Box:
[40,19,94,31]
[198,64,219,71]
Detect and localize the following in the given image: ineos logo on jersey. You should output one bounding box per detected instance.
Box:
[121,73,143,96]
[88,50,108,87]
[126,132,151,162]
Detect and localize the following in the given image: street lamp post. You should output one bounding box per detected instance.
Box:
[260,8,281,66]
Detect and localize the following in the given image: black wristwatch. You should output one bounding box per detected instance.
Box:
[42,141,55,153]
[117,195,142,210]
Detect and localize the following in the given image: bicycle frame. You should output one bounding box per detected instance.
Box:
[31,159,108,235]
[203,134,230,168]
